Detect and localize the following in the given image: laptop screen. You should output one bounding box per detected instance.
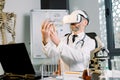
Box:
[0,43,35,75]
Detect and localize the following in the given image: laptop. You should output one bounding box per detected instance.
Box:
[0,43,41,79]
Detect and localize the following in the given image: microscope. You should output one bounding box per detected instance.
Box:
[89,46,109,75]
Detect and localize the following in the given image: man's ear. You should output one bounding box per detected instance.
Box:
[84,19,88,25]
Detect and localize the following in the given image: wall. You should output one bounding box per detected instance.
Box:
[3,0,40,53]
[3,0,100,53]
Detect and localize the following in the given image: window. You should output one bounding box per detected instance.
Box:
[99,0,120,69]
[98,0,107,48]
[105,0,120,55]
[110,0,120,48]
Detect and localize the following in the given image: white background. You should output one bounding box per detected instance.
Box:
[30,9,70,59]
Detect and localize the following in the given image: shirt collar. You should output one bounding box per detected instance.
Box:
[71,32,85,40]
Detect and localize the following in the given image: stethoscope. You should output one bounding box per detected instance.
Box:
[66,33,86,48]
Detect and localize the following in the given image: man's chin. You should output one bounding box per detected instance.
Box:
[72,29,79,32]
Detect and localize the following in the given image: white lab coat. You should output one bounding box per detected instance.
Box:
[42,32,95,72]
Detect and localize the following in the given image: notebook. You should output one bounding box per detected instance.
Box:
[0,43,41,79]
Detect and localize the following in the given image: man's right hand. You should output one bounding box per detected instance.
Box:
[41,20,53,45]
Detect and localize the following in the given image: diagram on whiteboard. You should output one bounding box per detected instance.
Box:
[30,9,70,58]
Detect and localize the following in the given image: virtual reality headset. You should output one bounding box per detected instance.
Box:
[63,10,89,24]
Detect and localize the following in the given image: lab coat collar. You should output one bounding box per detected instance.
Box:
[71,32,85,40]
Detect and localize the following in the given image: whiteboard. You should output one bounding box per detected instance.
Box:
[30,9,70,58]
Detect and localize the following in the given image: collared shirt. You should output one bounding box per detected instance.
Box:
[42,32,95,72]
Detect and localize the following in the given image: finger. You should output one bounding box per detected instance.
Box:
[43,20,50,30]
[41,20,47,29]
[46,22,54,31]
[50,28,55,37]
[41,19,50,30]
[52,24,56,32]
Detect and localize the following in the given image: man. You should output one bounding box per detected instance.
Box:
[41,10,95,74]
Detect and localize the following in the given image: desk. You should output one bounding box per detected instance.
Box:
[99,70,120,80]
[42,72,83,80]
[42,71,83,80]
[42,70,120,80]
[43,76,83,80]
